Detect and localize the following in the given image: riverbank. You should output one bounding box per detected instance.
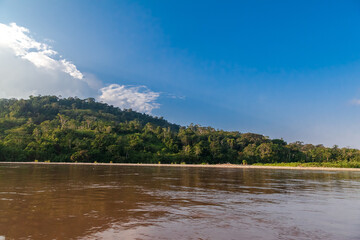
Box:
[1,161,360,171]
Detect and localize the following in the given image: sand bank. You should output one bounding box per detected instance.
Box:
[1,162,360,171]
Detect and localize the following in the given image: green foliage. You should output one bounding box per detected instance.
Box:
[0,96,359,167]
[70,150,89,162]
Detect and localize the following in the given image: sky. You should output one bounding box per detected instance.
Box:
[1,0,360,148]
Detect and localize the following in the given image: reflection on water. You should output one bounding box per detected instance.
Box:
[0,164,360,240]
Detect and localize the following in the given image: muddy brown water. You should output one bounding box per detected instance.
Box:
[0,164,359,239]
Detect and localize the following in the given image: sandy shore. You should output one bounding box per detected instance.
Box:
[0,161,360,171]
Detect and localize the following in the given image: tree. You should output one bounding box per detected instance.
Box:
[70,150,89,162]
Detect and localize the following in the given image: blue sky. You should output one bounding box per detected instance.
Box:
[1,0,360,147]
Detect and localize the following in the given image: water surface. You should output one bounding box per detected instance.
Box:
[0,164,359,239]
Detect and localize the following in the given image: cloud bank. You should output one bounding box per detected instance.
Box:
[0,22,159,113]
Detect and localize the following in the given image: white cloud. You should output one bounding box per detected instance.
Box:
[0,22,83,79]
[0,22,160,113]
[351,99,360,105]
[99,84,160,113]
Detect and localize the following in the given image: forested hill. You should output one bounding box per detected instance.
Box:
[1,96,360,167]
[0,96,178,130]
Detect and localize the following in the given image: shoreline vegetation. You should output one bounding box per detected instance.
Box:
[1,96,360,168]
[1,161,360,171]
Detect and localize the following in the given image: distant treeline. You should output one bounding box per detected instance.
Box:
[0,96,360,167]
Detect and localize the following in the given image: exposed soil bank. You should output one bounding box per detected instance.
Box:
[1,162,360,171]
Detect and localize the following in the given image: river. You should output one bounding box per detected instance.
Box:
[0,164,359,239]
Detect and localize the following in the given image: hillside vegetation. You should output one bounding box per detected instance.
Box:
[0,96,360,167]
